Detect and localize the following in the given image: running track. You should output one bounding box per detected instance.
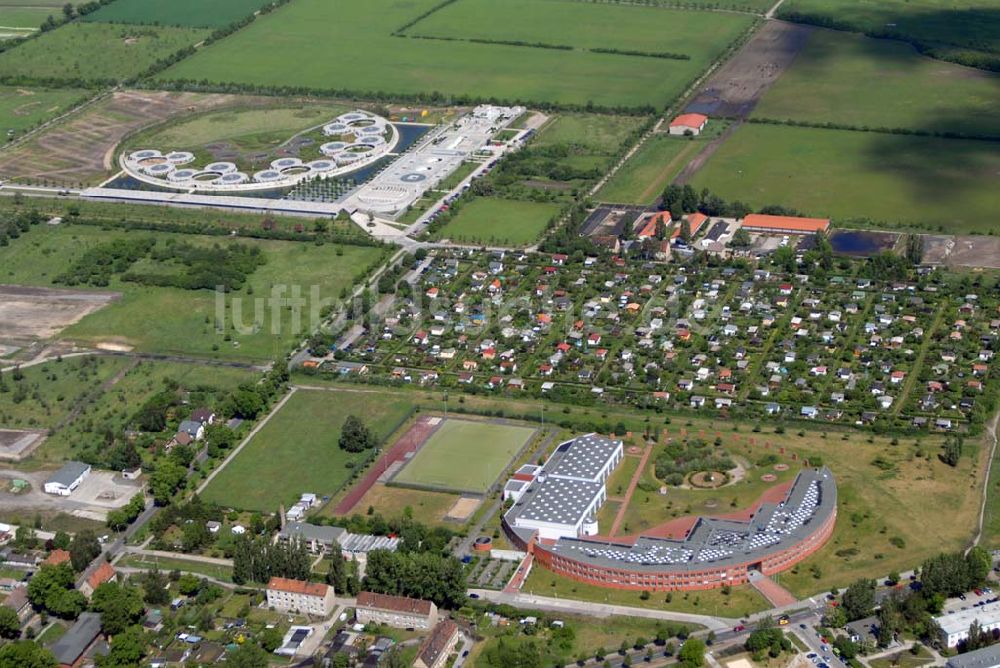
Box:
[332,416,440,515]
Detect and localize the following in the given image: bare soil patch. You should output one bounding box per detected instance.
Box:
[685,20,813,119]
[0,429,46,462]
[445,496,481,521]
[0,285,120,342]
[0,90,268,186]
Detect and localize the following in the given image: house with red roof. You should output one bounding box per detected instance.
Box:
[669,113,708,136]
[80,562,116,598]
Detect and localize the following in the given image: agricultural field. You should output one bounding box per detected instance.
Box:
[432,197,561,246]
[159,0,750,108]
[82,0,275,28]
[0,223,386,360]
[777,0,999,66]
[0,23,209,83]
[689,124,1000,232]
[201,389,414,511]
[752,29,1000,136]
[407,0,753,63]
[0,85,89,136]
[392,418,536,493]
[597,134,712,205]
[0,6,48,31]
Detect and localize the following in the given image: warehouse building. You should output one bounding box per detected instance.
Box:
[740,214,830,235]
[504,433,623,541]
[43,461,91,496]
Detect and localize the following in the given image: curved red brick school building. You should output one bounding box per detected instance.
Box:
[503,441,836,592]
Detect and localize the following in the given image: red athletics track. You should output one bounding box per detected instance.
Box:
[332,416,440,515]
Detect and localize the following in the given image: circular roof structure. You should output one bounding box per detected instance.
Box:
[120,109,397,192]
[144,163,174,176]
[130,149,161,161]
[204,161,237,174]
[271,157,302,170]
[165,151,195,165]
[253,169,283,182]
[307,160,336,172]
[218,172,248,184]
[167,168,197,182]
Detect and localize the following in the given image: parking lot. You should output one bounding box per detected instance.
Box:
[0,467,143,521]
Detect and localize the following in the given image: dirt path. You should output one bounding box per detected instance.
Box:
[634,140,703,203]
[971,407,1000,550]
[608,444,652,536]
[673,121,742,185]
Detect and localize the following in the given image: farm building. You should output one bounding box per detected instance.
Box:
[741,214,830,235]
[43,461,91,496]
[669,113,708,136]
[672,212,708,241]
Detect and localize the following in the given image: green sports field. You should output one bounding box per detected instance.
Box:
[433,197,561,246]
[159,0,751,108]
[392,419,536,494]
[0,22,208,82]
[82,0,274,28]
[0,85,89,136]
[690,123,1000,233]
[752,29,1000,137]
[202,390,415,511]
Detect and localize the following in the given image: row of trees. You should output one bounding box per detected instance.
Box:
[231,534,311,585]
[363,549,467,608]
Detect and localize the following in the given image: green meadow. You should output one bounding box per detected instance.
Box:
[690,123,1000,233]
[159,0,751,108]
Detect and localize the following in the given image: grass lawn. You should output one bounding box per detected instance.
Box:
[158,0,749,109]
[618,444,799,537]
[433,197,561,246]
[0,6,48,29]
[0,22,208,82]
[36,621,67,646]
[690,124,1000,233]
[869,645,934,668]
[596,134,703,204]
[330,482,460,526]
[777,0,999,63]
[752,29,1000,136]
[606,454,641,500]
[522,566,769,617]
[0,85,90,137]
[82,0,274,28]
[392,418,536,493]
[0,224,385,361]
[201,389,414,511]
[33,360,254,466]
[119,554,234,582]
[0,355,132,430]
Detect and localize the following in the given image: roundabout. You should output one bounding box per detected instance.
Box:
[120,109,398,193]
